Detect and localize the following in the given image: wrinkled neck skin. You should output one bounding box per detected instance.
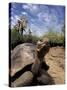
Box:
[31,45,50,75]
[37,45,50,60]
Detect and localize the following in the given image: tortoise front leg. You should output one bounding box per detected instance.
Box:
[31,58,41,75]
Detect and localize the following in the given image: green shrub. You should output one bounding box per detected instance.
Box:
[10,29,39,49]
[42,29,65,47]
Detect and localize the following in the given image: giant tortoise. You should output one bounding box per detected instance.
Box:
[9,38,54,87]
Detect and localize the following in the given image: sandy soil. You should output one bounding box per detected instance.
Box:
[44,46,65,84]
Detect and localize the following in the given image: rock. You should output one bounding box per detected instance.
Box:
[11,71,33,87]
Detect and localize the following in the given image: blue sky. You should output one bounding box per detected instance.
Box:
[9,3,65,36]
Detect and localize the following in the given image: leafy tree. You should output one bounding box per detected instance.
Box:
[14,16,28,35]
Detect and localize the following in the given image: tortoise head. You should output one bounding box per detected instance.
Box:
[36,38,50,54]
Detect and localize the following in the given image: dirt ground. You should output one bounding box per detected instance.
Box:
[44,46,65,84]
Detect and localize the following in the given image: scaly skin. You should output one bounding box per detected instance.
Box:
[31,38,50,75]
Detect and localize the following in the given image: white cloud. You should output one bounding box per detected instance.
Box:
[22,4,39,13]
[30,18,35,22]
[30,23,43,36]
[12,19,16,25]
[21,12,28,15]
[10,15,20,28]
[11,21,15,26]
[37,12,42,21]
[29,4,38,11]
[14,15,20,20]
[11,3,18,10]
[22,4,29,9]
[11,7,14,11]
[11,16,14,21]
[37,12,51,23]
[11,21,15,28]
[37,11,59,29]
